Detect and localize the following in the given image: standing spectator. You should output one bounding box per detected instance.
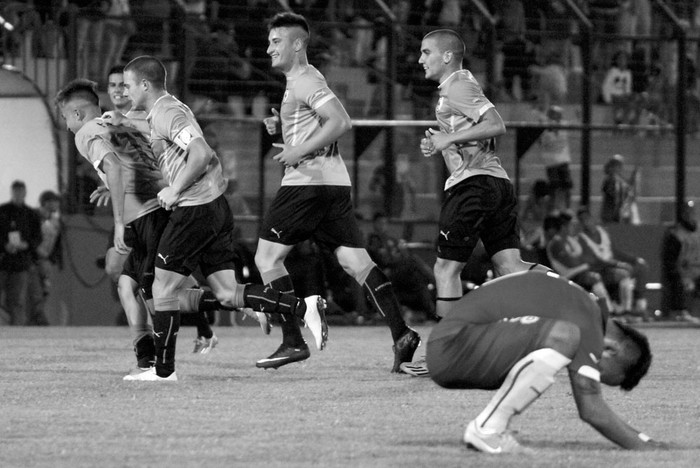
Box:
[660,200,700,323]
[602,50,635,124]
[256,13,420,372]
[601,154,638,224]
[26,190,63,326]
[100,0,135,82]
[0,180,42,326]
[418,29,533,321]
[538,105,573,211]
[67,0,108,81]
[518,179,550,264]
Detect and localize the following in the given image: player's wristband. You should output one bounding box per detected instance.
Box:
[638,433,651,442]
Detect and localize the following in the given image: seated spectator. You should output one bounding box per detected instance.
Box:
[660,200,700,323]
[545,211,614,312]
[366,212,435,323]
[577,205,649,317]
[601,50,636,124]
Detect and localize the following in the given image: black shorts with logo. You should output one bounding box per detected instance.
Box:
[122,208,170,289]
[437,175,519,262]
[259,185,364,250]
[155,195,237,277]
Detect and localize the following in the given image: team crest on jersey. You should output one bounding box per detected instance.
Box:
[282,90,289,103]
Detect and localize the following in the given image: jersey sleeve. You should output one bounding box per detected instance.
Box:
[297,73,336,111]
[75,120,115,171]
[152,104,203,150]
[447,79,494,123]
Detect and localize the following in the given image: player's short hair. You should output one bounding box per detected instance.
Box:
[124,56,167,90]
[423,29,466,58]
[55,79,100,107]
[107,64,125,77]
[614,319,652,391]
[268,12,310,43]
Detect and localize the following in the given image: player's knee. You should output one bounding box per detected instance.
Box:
[542,320,580,359]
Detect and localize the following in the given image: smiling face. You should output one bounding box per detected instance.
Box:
[267,27,299,73]
[122,70,146,110]
[107,72,131,111]
[418,36,448,82]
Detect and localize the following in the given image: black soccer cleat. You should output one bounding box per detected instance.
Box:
[392,327,421,373]
[255,342,311,369]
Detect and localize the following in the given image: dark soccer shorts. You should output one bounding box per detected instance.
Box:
[546,163,573,190]
[437,175,519,262]
[121,207,170,290]
[426,316,555,390]
[259,185,364,250]
[155,195,237,277]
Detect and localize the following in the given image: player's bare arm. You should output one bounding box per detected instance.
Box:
[425,107,506,156]
[102,110,151,134]
[101,153,129,254]
[569,371,664,450]
[272,98,351,167]
[158,137,213,210]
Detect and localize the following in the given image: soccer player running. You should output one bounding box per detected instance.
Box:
[56,79,235,376]
[98,65,222,355]
[401,29,533,376]
[104,56,328,381]
[427,269,669,453]
[255,12,419,372]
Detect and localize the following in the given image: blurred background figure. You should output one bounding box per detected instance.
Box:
[537,105,572,211]
[601,154,639,224]
[0,180,41,326]
[26,190,63,326]
[660,200,700,323]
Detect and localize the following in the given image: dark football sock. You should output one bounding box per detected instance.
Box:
[363,266,408,342]
[243,284,305,318]
[134,334,155,369]
[267,275,305,346]
[153,310,180,377]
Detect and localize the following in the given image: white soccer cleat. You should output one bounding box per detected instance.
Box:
[123,367,178,382]
[192,334,219,354]
[303,295,328,351]
[463,420,533,454]
[241,307,271,335]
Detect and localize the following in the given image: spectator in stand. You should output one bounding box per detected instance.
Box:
[577,205,649,318]
[0,180,42,326]
[519,179,551,264]
[66,0,108,81]
[660,200,700,324]
[602,50,635,124]
[601,154,638,224]
[497,0,532,102]
[537,105,572,211]
[529,49,568,112]
[26,190,63,326]
[100,0,135,82]
[545,211,615,313]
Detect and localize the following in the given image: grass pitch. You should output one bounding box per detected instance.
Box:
[1,324,699,468]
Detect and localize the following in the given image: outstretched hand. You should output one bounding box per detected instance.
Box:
[101,110,126,126]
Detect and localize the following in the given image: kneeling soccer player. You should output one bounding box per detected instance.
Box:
[426,270,669,452]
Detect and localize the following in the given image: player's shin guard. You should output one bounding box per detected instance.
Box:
[262,271,305,346]
[475,348,571,434]
[153,297,180,378]
[243,284,303,317]
[362,266,408,342]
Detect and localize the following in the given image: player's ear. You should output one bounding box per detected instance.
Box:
[602,337,620,358]
[443,50,452,63]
